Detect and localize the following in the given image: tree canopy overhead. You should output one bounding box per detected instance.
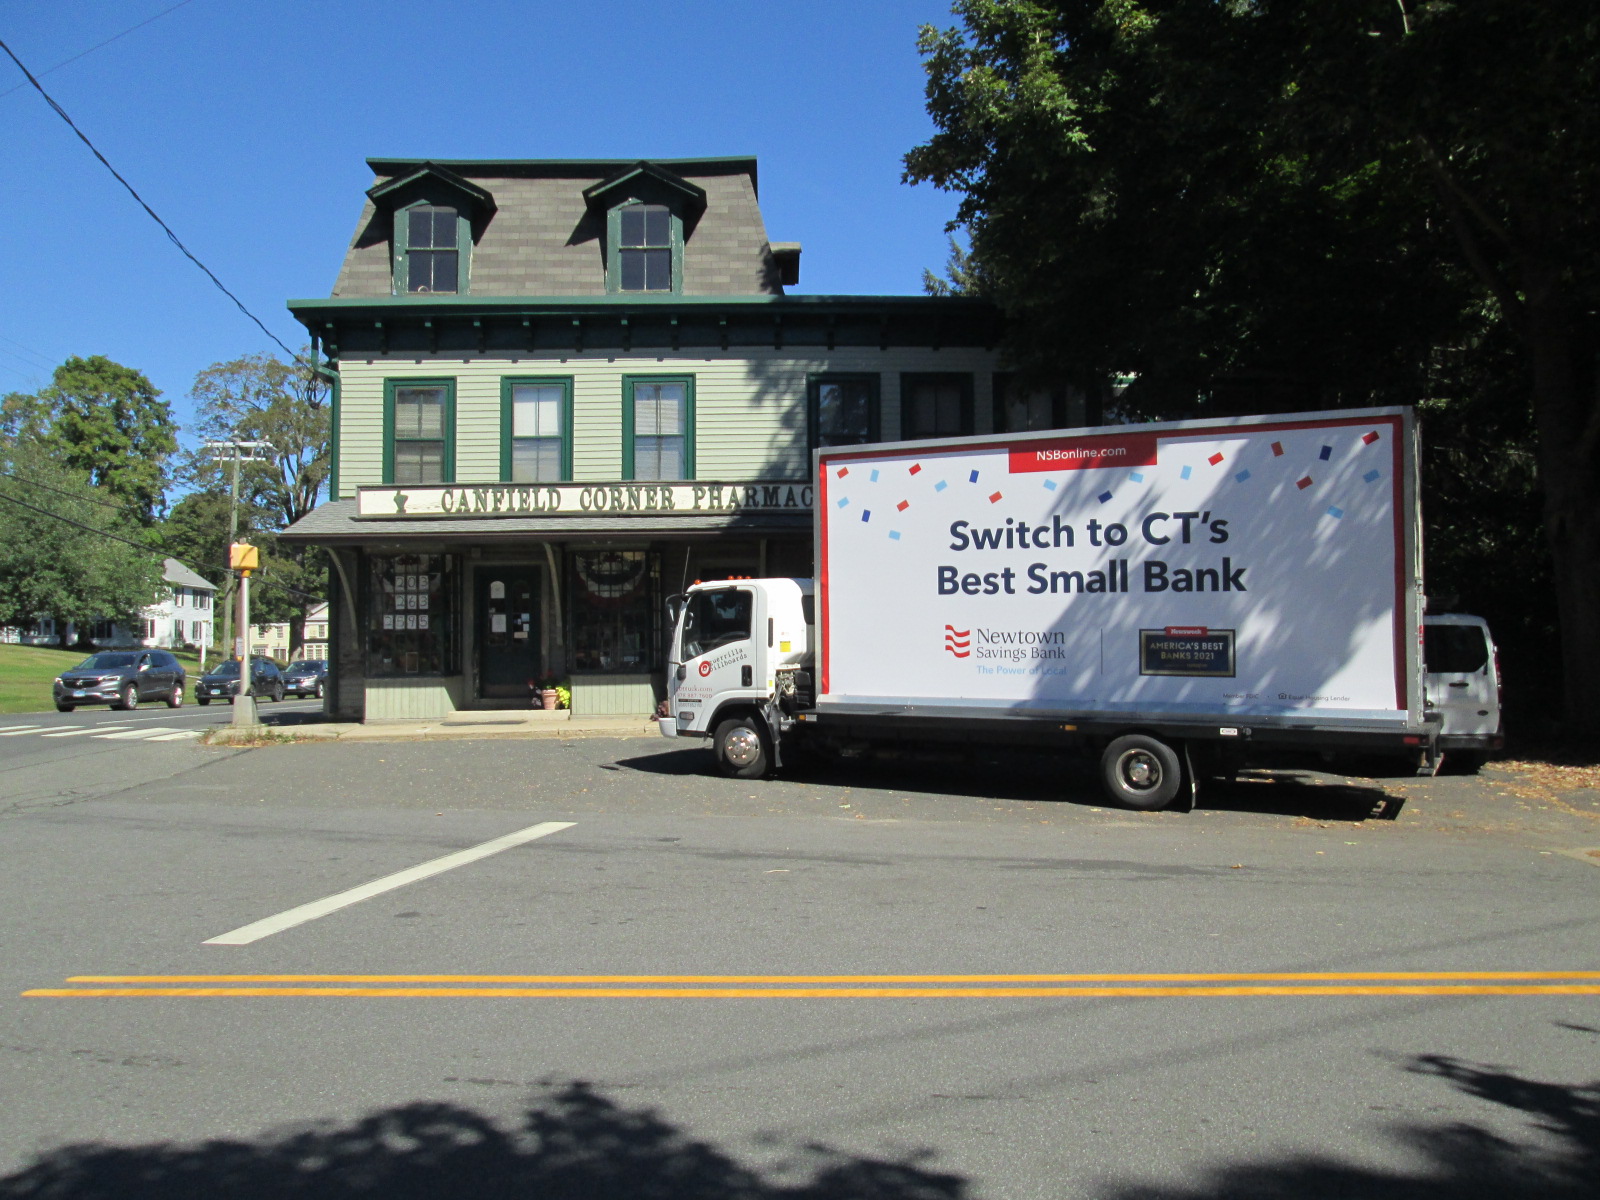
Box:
[906,0,1600,733]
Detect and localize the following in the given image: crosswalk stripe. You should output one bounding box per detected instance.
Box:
[41,726,132,738]
[92,729,169,741]
[0,726,74,736]
[0,725,40,733]
[146,730,203,741]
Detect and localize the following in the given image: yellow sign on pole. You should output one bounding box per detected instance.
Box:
[229,543,259,571]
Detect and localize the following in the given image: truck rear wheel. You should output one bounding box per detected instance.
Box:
[714,716,771,779]
[1101,734,1182,811]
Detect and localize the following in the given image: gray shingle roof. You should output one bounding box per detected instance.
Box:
[280,500,812,544]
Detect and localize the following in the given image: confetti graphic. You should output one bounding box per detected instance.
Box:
[1363,431,1381,445]
[909,463,923,475]
[861,510,871,522]
[1271,442,1285,457]
[969,470,980,483]
[1180,465,1193,480]
[1327,505,1345,519]
[869,469,880,482]
[988,491,1003,504]
[1364,470,1381,483]
[1296,476,1313,490]
[888,531,901,541]
[935,480,948,492]
[1319,445,1332,461]
[1129,471,1145,482]
[1235,470,1251,483]
[836,466,849,477]
[836,497,850,509]
[896,500,909,512]
[1097,490,1113,503]
[1208,452,1224,466]
[1043,479,1058,491]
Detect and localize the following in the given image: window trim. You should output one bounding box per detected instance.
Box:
[382,377,457,485]
[806,373,881,450]
[392,200,470,295]
[606,201,684,295]
[900,372,975,440]
[622,374,696,480]
[499,376,574,482]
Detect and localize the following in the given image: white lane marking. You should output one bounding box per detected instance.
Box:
[41,725,133,738]
[0,726,75,736]
[93,729,169,740]
[0,725,40,732]
[204,820,576,946]
[146,730,202,741]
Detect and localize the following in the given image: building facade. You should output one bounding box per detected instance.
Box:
[282,156,1052,721]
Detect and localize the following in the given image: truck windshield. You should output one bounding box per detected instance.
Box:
[681,589,752,659]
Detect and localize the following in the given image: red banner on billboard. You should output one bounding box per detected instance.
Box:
[1008,433,1160,473]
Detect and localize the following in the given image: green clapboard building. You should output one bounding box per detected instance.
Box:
[282,155,1070,721]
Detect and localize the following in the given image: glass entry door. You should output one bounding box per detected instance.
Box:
[475,566,542,700]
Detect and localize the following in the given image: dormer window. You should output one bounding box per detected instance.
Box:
[584,162,706,296]
[405,205,460,293]
[365,163,495,297]
[618,204,672,291]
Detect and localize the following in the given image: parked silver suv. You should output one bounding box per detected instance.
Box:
[54,650,186,712]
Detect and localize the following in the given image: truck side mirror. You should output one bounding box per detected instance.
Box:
[676,664,686,681]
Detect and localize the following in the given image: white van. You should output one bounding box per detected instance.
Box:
[1423,614,1503,772]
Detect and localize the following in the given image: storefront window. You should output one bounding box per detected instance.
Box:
[567,549,660,673]
[367,553,459,676]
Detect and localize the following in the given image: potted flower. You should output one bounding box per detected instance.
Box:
[535,675,570,711]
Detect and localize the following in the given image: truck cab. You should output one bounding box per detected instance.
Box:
[660,578,813,777]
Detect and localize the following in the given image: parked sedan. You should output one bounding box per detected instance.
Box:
[54,650,186,712]
[196,657,286,705]
[282,659,328,699]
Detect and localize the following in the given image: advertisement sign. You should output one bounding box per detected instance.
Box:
[818,411,1409,720]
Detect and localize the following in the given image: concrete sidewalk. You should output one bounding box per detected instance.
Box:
[210,708,661,744]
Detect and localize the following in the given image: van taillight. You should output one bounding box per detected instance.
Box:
[1493,647,1503,706]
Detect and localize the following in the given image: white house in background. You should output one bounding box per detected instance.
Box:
[298,602,330,660]
[0,559,217,649]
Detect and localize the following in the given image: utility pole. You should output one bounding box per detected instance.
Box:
[205,440,274,661]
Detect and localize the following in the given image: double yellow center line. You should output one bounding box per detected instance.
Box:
[23,971,1600,999]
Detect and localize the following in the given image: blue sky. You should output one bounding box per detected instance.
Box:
[3,0,967,436]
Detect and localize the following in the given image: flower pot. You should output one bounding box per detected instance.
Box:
[540,688,559,711]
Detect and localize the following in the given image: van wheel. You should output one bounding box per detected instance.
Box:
[714,716,771,779]
[1101,734,1182,810]
[1444,750,1487,775]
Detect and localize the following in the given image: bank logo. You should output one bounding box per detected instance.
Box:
[699,660,712,677]
[944,624,971,658]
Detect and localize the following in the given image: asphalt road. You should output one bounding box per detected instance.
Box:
[1,731,1596,1199]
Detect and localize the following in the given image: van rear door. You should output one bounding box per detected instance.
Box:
[1423,618,1499,741]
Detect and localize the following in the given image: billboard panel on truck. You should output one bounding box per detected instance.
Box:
[816,408,1416,724]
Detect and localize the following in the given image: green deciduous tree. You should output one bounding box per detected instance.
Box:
[38,355,177,525]
[177,351,330,656]
[0,441,165,646]
[906,0,1600,735]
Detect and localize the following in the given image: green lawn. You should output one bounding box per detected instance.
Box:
[0,644,214,714]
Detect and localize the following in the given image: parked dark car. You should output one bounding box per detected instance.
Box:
[54,650,186,712]
[282,659,328,699]
[196,657,286,704]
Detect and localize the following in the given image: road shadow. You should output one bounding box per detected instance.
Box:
[1105,1053,1599,1200]
[0,1080,967,1200]
[614,745,1399,821]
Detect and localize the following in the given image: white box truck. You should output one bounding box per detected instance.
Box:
[660,406,1438,809]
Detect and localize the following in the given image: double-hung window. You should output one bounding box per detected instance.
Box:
[808,375,880,449]
[624,376,694,480]
[901,373,974,440]
[617,204,673,292]
[501,378,571,482]
[386,380,455,484]
[403,205,460,294]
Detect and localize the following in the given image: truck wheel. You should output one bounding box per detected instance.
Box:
[1101,734,1182,811]
[714,716,771,779]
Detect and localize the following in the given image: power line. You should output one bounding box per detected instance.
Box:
[0,0,199,101]
[0,488,324,605]
[0,34,300,362]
